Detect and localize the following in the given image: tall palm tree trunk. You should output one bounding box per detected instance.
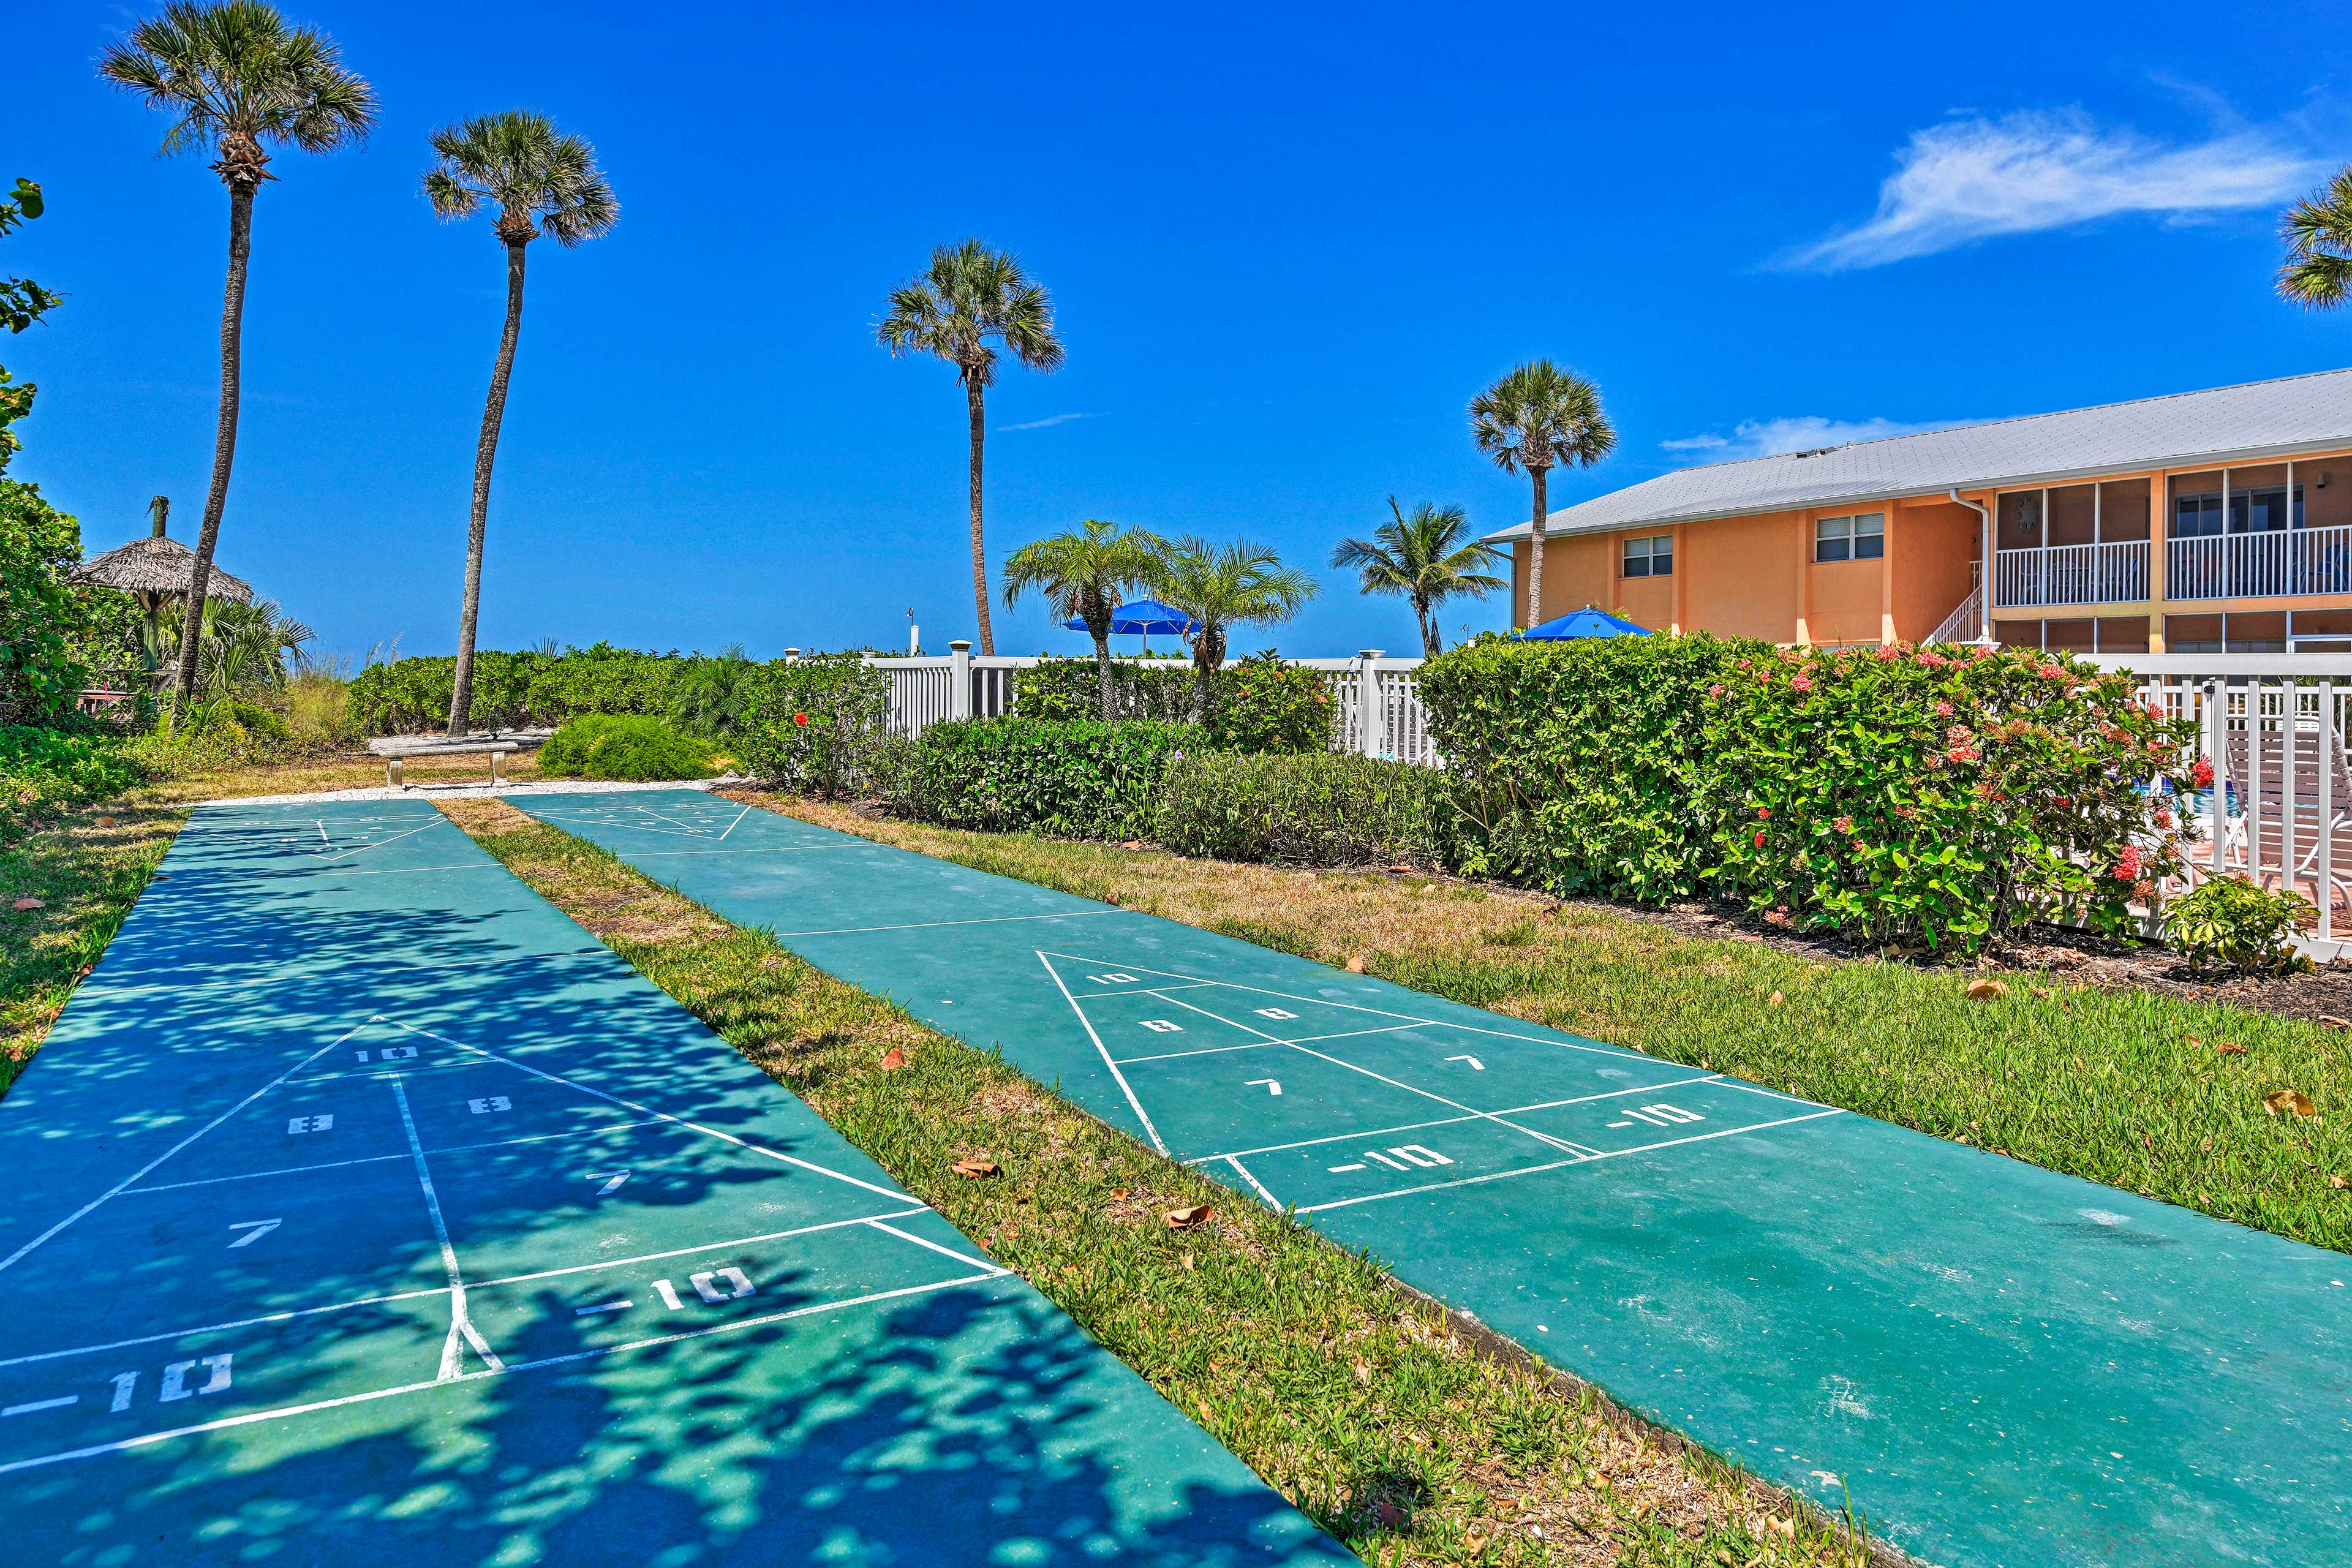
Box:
[448,238,529,736]
[966,379,994,654]
[173,181,255,706]
[1415,589,1439,657]
[1525,466,1550,628]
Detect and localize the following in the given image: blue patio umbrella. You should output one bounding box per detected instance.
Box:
[1063,598,1200,652]
[1521,606,1653,640]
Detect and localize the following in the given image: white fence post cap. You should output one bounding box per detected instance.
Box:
[949,639,973,652]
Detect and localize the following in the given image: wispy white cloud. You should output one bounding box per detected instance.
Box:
[998,412,1095,432]
[1782,108,2322,272]
[1663,415,1981,462]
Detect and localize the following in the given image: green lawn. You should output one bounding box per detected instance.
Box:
[772,799,2352,1256]
[443,797,1858,1568]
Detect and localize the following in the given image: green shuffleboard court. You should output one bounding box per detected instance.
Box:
[0,797,1355,1567]
[516,789,2352,1568]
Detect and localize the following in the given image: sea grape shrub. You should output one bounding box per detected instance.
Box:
[1014,650,1331,751]
[733,654,894,797]
[1153,751,1439,865]
[1703,644,2197,951]
[1014,657,1196,723]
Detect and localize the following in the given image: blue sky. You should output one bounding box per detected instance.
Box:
[10,1,2352,662]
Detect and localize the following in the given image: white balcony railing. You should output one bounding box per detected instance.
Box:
[1992,540,2149,608]
[2166,524,2352,602]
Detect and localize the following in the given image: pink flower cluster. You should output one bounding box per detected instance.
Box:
[2112,844,2143,882]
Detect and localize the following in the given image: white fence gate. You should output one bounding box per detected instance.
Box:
[2087,654,2352,951]
[866,643,1441,766]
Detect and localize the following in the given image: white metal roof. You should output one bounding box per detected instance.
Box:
[1483,368,2352,543]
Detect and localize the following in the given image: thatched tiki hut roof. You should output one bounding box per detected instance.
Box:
[72,496,253,616]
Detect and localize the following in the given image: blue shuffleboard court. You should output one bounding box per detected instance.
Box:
[0,797,1354,1567]
[515,790,2352,1568]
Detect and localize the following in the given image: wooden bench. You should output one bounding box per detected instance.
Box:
[366,736,524,789]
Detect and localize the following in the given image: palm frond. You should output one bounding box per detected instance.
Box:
[99,1,375,166]
[2280,165,2352,311]
[876,238,1064,384]
[420,109,619,246]
[1469,359,1615,473]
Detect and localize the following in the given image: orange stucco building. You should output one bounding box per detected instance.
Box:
[1486,370,2352,654]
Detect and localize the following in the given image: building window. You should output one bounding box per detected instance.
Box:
[1622,535,1673,578]
[1815,513,1883,562]
[2173,485,2302,538]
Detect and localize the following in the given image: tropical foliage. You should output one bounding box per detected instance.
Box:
[1153,750,1440,867]
[872,718,1205,842]
[100,0,376,706]
[538,715,716,782]
[1001,519,1166,718]
[876,239,1063,654]
[1150,535,1317,717]
[2279,164,2352,310]
[421,109,618,736]
[2162,876,2317,976]
[1469,360,1615,627]
[1330,498,1507,656]
[0,728,145,845]
[729,654,894,797]
[0,178,61,334]
[1420,634,2197,955]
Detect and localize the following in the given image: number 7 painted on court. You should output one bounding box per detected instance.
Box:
[227,1219,281,1248]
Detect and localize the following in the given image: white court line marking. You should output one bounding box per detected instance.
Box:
[0,1210,931,1370]
[0,1020,372,1276]
[1225,1157,1279,1208]
[391,1021,914,1205]
[862,1218,1007,1276]
[1113,1021,1421,1064]
[195,862,502,881]
[1186,1074,1731,1163]
[714,802,755,842]
[575,1300,631,1315]
[1035,954,1167,1154]
[125,1117,682,1195]
[391,1077,494,1379]
[79,944,616,1002]
[2,1396,77,1417]
[1038,949,1659,1067]
[1297,1110,1848,1214]
[1146,989,1591,1158]
[582,846,867,858]
[303,818,450,864]
[0,1272,1003,1479]
[529,813,725,842]
[774,909,1125,939]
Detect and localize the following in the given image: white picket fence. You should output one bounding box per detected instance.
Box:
[865,644,1441,765]
[2087,654,2352,952]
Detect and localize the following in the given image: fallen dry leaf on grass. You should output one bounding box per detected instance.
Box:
[1166,1204,1213,1230]
[2330,1175,2349,1190]
[96,815,115,827]
[1180,1251,1196,1272]
[951,1159,1000,1178]
[1489,1498,1520,1517]
[1345,956,1366,974]
[12,897,43,911]
[878,1047,908,1071]
[1463,1531,1488,1556]
[1109,1187,1129,1200]
[2263,1090,2317,1118]
[1388,863,1412,873]
[1767,990,1784,1008]
[2217,1042,2247,1056]
[1966,978,2009,1001]
[1121,840,1142,850]
[2322,1015,2352,1031]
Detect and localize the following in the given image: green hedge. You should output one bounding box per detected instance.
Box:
[1016,650,1335,752]
[347,644,724,733]
[1421,634,2196,953]
[731,655,894,797]
[1154,752,1440,866]
[875,718,1207,840]
[0,727,144,844]
[538,715,716,782]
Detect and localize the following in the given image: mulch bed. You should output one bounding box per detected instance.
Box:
[1618,897,2352,1027]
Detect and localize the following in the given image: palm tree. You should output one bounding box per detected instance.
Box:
[100,1,375,709]
[876,240,1064,655]
[2280,164,2352,309]
[1001,520,1166,719]
[1469,360,1616,628]
[1152,536,1318,718]
[422,110,618,736]
[1331,498,1509,657]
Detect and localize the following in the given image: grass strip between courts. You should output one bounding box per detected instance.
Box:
[765,797,2352,1257]
[2,803,182,1095]
[440,797,1869,1568]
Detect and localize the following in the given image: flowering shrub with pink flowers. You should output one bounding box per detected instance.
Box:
[1704,641,2198,951]
[1419,633,2201,954]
